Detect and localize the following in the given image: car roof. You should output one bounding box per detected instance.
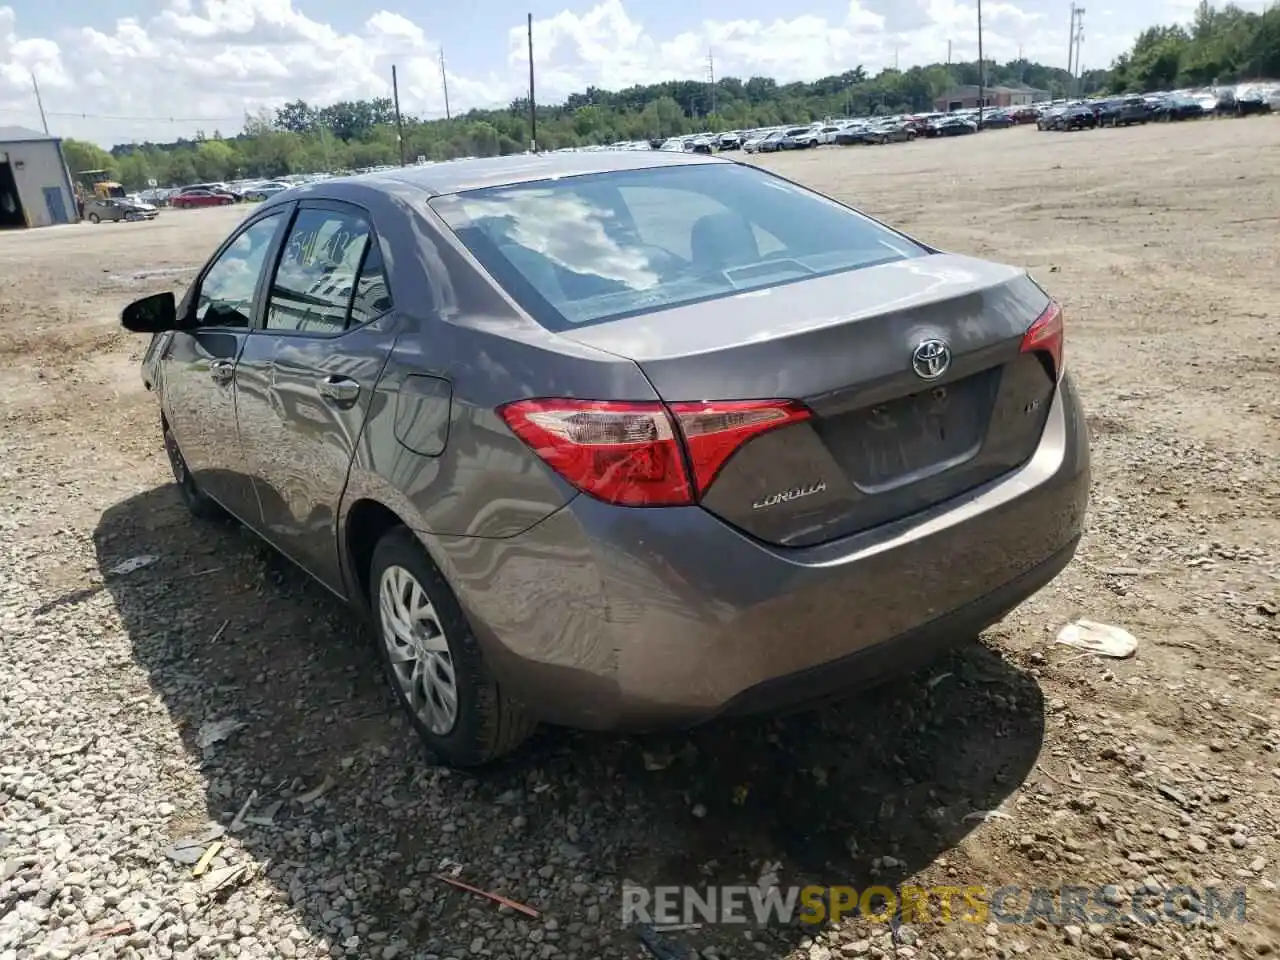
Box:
[349,150,726,197]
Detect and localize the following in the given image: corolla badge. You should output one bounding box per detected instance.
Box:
[752,480,827,510]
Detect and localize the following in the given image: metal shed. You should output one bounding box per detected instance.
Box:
[0,125,79,228]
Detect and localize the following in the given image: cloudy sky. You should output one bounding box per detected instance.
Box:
[0,0,1263,147]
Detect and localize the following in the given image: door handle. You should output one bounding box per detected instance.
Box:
[318,375,360,404]
[209,359,234,384]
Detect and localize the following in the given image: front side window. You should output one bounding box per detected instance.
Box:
[194,212,284,328]
[431,162,926,332]
[265,208,376,334]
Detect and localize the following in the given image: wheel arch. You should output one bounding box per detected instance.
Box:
[343,497,415,615]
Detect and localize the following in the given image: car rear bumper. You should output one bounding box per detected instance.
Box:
[442,373,1090,731]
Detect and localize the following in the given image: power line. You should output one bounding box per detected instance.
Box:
[44,110,245,123]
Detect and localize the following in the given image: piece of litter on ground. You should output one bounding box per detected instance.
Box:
[1055,619,1138,658]
[433,873,540,918]
[295,774,334,805]
[1099,566,1155,577]
[209,619,229,643]
[200,863,248,895]
[164,839,207,865]
[196,719,245,751]
[228,789,259,833]
[927,671,953,689]
[962,809,1014,823]
[636,922,689,960]
[642,750,674,771]
[191,840,223,877]
[109,555,159,576]
[244,800,282,826]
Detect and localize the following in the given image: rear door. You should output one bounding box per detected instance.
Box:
[234,199,398,593]
[161,208,290,522]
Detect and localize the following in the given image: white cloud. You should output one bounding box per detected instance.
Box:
[0,0,1272,147]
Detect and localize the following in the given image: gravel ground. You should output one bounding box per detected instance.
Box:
[2,117,1278,960]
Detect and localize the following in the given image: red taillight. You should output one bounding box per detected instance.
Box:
[1021,300,1065,382]
[669,400,811,496]
[497,398,811,507]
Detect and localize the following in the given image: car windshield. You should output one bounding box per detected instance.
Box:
[430,163,926,332]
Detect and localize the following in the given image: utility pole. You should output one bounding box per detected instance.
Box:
[1068,4,1077,79]
[391,65,406,166]
[706,52,716,118]
[977,0,985,127]
[947,40,952,66]
[527,13,537,153]
[31,73,48,134]
[1073,7,1086,95]
[440,48,451,120]
[894,46,899,70]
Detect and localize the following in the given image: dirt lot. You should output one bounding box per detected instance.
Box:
[2,118,1278,960]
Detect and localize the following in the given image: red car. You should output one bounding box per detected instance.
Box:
[172,189,235,209]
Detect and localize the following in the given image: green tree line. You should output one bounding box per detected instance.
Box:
[59,1,1275,191]
[1109,1,1278,91]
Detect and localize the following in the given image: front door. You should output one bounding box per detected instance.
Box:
[43,187,68,224]
[234,200,398,592]
[161,210,290,523]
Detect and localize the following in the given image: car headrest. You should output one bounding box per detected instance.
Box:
[690,211,760,272]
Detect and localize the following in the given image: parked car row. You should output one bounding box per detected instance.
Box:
[645,105,1054,158]
[1037,83,1278,131]
[133,175,323,211]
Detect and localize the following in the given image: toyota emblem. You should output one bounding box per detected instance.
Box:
[911,339,951,380]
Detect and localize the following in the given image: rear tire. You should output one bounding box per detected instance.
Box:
[370,527,536,767]
[162,419,224,521]
[88,213,100,224]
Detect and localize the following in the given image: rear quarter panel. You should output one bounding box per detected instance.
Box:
[332,179,659,541]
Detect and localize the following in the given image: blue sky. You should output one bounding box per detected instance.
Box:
[1,0,1269,146]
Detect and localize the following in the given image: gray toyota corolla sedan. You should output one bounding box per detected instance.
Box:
[121,150,1089,767]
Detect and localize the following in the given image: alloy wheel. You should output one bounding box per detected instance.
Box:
[378,564,459,735]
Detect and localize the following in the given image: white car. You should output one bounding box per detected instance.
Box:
[816,124,846,145]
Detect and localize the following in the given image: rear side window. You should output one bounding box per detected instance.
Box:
[431,163,925,332]
[350,240,393,325]
[265,208,393,334]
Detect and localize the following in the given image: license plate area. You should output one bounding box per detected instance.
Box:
[818,369,1001,492]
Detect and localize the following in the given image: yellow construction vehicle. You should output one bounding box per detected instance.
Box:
[77,169,127,201]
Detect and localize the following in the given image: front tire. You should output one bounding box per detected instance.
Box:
[88,213,100,224]
[370,527,536,767]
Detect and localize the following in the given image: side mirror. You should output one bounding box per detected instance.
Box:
[121,291,178,333]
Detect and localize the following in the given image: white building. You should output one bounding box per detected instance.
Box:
[0,125,79,229]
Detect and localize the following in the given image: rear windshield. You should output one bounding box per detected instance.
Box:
[429,162,927,332]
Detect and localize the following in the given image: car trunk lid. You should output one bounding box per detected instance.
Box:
[560,253,1060,547]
